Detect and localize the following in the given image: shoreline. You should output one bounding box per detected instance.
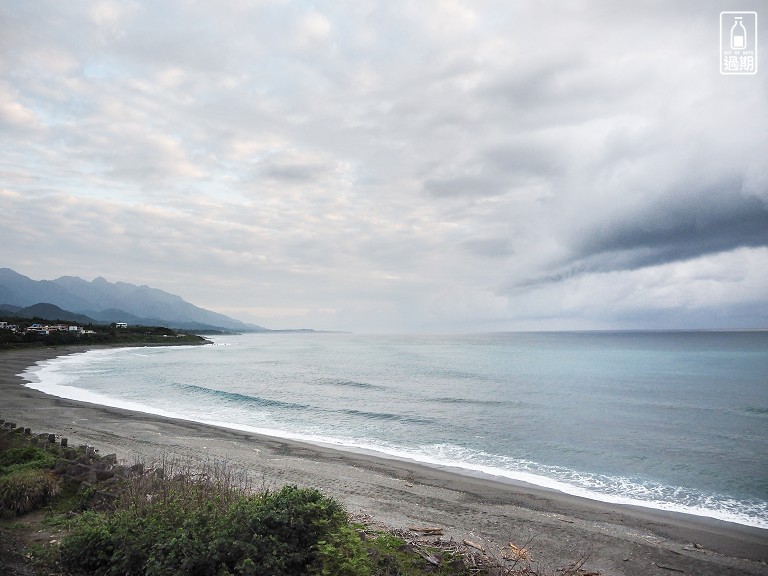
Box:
[2,346,767,575]
[18,344,767,530]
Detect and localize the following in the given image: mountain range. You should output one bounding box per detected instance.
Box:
[0,268,265,332]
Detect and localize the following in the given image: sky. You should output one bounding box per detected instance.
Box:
[1,0,767,333]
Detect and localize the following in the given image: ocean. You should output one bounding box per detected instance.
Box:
[20,331,768,529]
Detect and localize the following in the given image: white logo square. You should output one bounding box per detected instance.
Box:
[720,12,758,75]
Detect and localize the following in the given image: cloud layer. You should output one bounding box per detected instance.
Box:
[1,0,766,331]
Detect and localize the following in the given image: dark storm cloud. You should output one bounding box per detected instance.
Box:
[516,182,768,290]
[575,184,768,270]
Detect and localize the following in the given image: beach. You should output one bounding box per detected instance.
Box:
[2,346,767,576]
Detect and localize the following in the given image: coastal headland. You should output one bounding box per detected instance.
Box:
[1,346,766,576]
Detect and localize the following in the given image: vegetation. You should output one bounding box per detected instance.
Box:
[0,446,58,476]
[59,485,354,576]
[0,425,545,576]
[0,315,209,348]
[0,468,60,518]
[0,444,61,518]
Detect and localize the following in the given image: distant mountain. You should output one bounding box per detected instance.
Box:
[86,308,150,325]
[3,303,98,325]
[0,268,265,332]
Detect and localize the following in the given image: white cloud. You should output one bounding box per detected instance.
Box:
[0,99,41,131]
[295,9,332,48]
[1,0,766,332]
[90,0,137,31]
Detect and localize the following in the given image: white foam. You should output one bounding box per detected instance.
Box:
[18,347,185,416]
[173,417,768,530]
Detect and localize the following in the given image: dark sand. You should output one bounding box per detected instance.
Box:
[2,346,767,575]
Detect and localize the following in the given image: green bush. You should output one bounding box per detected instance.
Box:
[220,485,350,575]
[60,485,371,576]
[58,512,117,573]
[0,446,57,475]
[311,523,372,576]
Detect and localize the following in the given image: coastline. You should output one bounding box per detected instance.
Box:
[2,346,767,576]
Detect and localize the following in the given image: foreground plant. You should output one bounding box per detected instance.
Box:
[0,444,61,518]
[0,469,61,518]
[60,483,371,576]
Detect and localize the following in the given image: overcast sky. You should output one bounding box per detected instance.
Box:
[2,1,767,332]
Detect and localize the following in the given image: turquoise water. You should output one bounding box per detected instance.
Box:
[21,331,768,528]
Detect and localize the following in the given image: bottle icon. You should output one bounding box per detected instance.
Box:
[730,17,746,49]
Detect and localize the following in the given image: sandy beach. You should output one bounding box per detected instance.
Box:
[2,346,767,576]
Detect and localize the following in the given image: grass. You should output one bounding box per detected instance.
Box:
[362,532,473,576]
[0,446,58,475]
[0,468,61,518]
[0,440,62,518]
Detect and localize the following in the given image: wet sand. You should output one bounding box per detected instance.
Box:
[1,345,767,575]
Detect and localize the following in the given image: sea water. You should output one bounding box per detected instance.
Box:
[20,331,768,529]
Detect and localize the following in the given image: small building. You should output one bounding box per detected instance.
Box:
[115,322,128,328]
[26,327,49,335]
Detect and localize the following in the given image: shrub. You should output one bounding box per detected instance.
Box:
[0,469,61,517]
[60,484,369,576]
[58,512,117,574]
[221,485,349,575]
[0,446,57,475]
[310,523,372,576]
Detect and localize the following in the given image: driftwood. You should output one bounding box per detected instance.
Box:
[653,563,685,573]
[409,526,444,535]
[413,543,442,566]
[353,514,548,575]
[503,542,532,561]
[463,539,485,552]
